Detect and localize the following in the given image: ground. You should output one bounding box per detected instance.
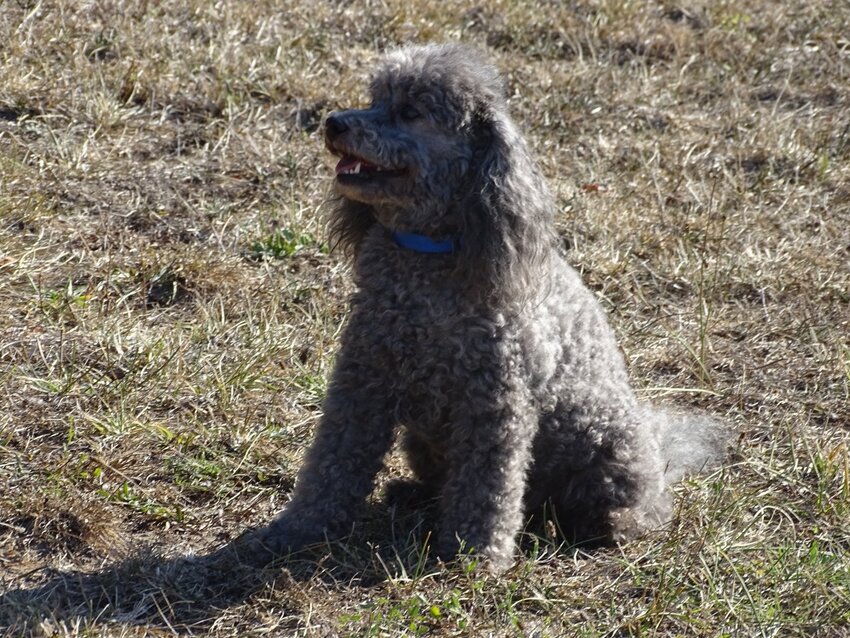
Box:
[0,1,848,636]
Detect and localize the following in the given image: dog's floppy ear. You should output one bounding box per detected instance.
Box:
[457,104,554,307]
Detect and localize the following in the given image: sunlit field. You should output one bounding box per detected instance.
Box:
[1,1,848,635]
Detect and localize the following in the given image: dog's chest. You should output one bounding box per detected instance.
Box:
[350,277,505,429]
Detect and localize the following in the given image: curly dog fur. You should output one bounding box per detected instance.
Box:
[258,43,725,571]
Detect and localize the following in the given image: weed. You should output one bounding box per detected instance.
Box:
[249,228,324,260]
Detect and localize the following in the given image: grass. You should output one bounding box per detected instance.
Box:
[1,0,848,636]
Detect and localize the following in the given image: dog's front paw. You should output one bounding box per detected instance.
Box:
[434,533,514,574]
[218,515,320,569]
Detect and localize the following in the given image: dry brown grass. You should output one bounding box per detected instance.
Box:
[1,1,848,636]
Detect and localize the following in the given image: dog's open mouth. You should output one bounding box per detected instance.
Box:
[335,154,405,179]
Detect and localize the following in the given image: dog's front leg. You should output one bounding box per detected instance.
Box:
[258,353,397,558]
[435,380,535,572]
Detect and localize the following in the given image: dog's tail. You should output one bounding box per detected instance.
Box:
[655,409,729,485]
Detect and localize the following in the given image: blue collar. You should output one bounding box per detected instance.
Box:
[391,230,460,254]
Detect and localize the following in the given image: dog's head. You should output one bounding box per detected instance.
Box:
[324,44,505,227]
[326,43,553,305]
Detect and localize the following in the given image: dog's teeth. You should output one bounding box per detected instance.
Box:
[353,162,361,174]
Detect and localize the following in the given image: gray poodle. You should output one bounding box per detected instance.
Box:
[257,43,725,571]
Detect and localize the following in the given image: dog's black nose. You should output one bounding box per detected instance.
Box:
[325,114,349,140]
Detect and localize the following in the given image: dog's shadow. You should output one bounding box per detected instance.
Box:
[0,490,578,634]
[0,502,440,635]
[1,526,295,634]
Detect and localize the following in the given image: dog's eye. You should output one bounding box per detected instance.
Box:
[399,104,422,121]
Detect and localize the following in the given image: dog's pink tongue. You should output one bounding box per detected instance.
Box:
[335,156,359,174]
[335,155,381,174]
